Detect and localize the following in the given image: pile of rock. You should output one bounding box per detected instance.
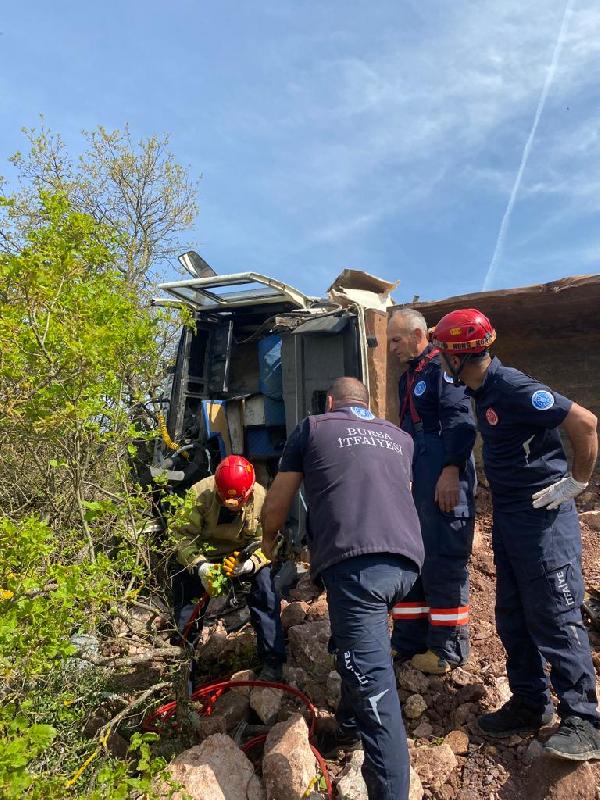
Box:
[162,714,316,800]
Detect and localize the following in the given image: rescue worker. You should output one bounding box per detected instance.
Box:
[432,308,600,761]
[261,377,425,800]
[171,454,285,681]
[387,308,476,674]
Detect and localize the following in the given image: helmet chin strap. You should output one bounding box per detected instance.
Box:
[448,353,474,387]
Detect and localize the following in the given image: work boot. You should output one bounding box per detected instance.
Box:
[478,697,554,738]
[257,662,283,683]
[543,716,600,761]
[319,727,363,759]
[392,650,414,667]
[410,649,451,675]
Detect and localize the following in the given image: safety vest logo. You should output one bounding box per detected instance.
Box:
[486,407,499,426]
[349,406,375,420]
[531,390,555,410]
[414,380,427,397]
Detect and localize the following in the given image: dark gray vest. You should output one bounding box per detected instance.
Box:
[302,408,424,578]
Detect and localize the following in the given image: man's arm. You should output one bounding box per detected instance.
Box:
[532,402,598,509]
[436,374,477,513]
[261,472,303,559]
[561,402,598,483]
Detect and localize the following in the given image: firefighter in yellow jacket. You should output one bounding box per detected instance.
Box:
[171,455,285,681]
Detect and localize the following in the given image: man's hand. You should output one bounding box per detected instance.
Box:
[531,475,588,510]
[195,561,215,593]
[435,466,460,513]
[222,552,254,578]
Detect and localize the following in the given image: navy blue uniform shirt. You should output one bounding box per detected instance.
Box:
[279,406,424,577]
[399,345,476,469]
[279,418,310,472]
[467,357,572,511]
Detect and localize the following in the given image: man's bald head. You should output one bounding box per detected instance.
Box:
[327,377,369,410]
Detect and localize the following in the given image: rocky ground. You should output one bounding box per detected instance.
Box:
[108,485,600,800]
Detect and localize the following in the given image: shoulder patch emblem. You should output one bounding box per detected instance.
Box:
[531,390,555,411]
[350,406,375,420]
[443,372,455,384]
[486,407,499,426]
[414,380,427,397]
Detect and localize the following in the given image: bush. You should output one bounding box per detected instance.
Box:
[0,192,182,796]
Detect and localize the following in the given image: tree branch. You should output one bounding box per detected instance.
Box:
[80,647,182,668]
[96,681,171,741]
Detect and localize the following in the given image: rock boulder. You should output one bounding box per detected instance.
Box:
[262,713,316,800]
[164,734,264,800]
[410,743,458,791]
[526,754,597,799]
[288,619,333,680]
[336,750,423,800]
[250,685,283,725]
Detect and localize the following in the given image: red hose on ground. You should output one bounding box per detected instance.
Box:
[142,678,333,798]
[180,591,210,642]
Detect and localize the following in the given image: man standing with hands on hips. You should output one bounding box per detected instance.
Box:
[432,308,600,761]
[261,377,424,800]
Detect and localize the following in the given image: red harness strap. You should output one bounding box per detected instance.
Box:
[398,348,440,427]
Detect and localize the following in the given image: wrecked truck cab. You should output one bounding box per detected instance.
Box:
[150,268,395,553]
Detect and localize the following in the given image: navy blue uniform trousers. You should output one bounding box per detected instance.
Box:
[321,554,419,800]
[493,501,598,721]
[172,564,286,667]
[392,433,474,664]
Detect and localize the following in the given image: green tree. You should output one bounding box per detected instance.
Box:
[6,122,199,287]
[4,121,200,440]
[0,192,184,798]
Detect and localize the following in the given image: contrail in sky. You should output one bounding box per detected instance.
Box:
[482,0,576,291]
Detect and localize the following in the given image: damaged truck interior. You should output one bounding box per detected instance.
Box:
[149,269,396,567]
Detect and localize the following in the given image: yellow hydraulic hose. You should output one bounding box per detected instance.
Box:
[158,413,190,460]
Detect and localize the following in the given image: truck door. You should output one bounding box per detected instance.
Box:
[280,312,366,549]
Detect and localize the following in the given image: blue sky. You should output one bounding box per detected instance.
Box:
[1,1,599,303]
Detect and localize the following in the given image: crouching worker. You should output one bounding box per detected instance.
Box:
[261,378,425,800]
[170,455,285,681]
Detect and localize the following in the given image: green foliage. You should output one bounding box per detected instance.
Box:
[0,190,183,796]
[0,711,56,798]
[0,704,175,799]
[0,191,159,431]
[206,565,230,598]
[0,516,115,680]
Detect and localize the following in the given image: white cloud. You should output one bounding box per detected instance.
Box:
[272,4,595,187]
[310,211,381,244]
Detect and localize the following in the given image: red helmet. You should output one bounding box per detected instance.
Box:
[432,308,496,354]
[215,455,255,508]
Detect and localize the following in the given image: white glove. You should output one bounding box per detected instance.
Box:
[222,555,254,578]
[195,561,213,593]
[531,475,588,510]
[234,558,254,576]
